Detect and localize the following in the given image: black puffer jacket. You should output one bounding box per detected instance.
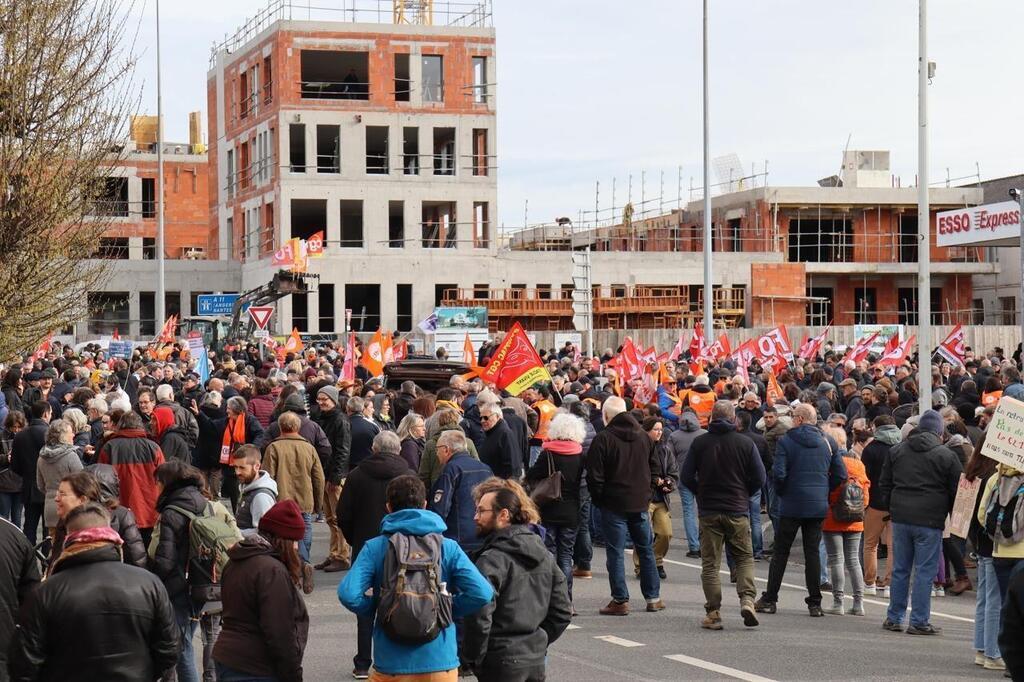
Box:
[525,441,583,528]
[313,407,351,483]
[879,429,962,529]
[8,541,178,682]
[0,520,41,675]
[586,412,662,514]
[337,453,414,556]
[158,426,192,463]
[11,419,48,505]
[463,525,571,672]
[150,478,208,604]
[195,404,227,470]
[88,464,148,568]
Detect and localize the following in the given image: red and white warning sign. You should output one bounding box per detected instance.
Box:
[248,306,274,330]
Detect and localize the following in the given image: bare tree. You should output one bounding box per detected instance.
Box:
[0,0,138,360]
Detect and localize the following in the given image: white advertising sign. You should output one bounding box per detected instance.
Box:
[936,201,1021,247]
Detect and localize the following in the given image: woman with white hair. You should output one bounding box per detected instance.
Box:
[525,412,586,604]
[35,419,83,536]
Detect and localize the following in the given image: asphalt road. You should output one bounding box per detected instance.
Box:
[205,514,999,682]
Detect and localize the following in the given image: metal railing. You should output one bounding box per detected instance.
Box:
[299,79,369,100]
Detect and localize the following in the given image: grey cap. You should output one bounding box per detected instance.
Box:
[318,385,340,406]
[816,382,836,395]
[562,394,580,406]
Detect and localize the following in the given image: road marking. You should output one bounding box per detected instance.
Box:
[594,635,644,647]
[665,654,778,682]
[657,556,974,623]
[566,624,582,630]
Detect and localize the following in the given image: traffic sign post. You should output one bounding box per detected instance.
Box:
[248,306,274,330]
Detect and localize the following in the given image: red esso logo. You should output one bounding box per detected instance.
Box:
[938,212,971,235]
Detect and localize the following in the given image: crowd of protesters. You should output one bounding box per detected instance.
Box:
[0,334,1023,680]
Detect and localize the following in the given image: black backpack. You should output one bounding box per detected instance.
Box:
[376,532,453,645]
[831,477,866,522]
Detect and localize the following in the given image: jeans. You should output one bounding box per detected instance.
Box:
[299,512,313,564]
[529,445,541,468]
[544,523,579,600]
[23,501,43,546]
[600,508,659,602]
[994,557,1024,601]
[0,492,22,527]
[749,492,763,557]
[214,662,278,681]
[819,539,828,584]
[823,531,865,601]
[886,522,942,627]
[762,516,824,607]
[698,513,756,613]
[678,486,700,552]
[173,601,200,682]
[200,611,222,682]
[974,557,1003,659]
[589,504,606,547]
[572,488,593,571]
[761,478,777,538]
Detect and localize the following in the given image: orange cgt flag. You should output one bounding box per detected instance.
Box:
[360,328,386,377]
[481,322,550,396]
[284,328,304,355]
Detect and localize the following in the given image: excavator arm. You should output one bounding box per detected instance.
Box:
[225,270,318,347]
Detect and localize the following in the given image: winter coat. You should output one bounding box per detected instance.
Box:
[194,404,227,470]
[879,429,962,530]
[392,391,416,425]
[348,414,382,469]
[11,419,48,505]
[999,564,1024,676]
[97,429,166,528]
[681,420,765,516]
[255,398,330,463]
[246,393,277,429]
[479,418,522,480]
[419,423,480,489]
[586,412,662,514]
[36,443,83,528]
[667,412,706,472]
[650,438,679,506]
[338,509,493,676]
[155,400,199,451]
[236,471,278,536]
[263,434,326,514]
[430,452,494,551]
[842,394,865,429]
[158,426,192,463]
[977,466,1024,559]
[502,410,531,477]
[337,453,414,555]
[399,437,424,472]
[526,440,584,528]
[0,427,22,494]
[463,525,572,672]
[9,540,177,682]
[150,479,208,604]
[823,455,871,532]
[213,535,309,682]
[313,406,351,484]
[0,519,41,675]
[461,403,486,450]
[861,425,900,511]
[773,424,848,519]
[739,427,771,472]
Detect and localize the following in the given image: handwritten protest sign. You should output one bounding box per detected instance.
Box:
[981,396,1024,469]
[947,474,981,539]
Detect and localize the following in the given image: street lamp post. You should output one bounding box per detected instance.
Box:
[917,0,932,416]
[1013,188,1024,356]
[155,0,166,332]
[701,0,713,337]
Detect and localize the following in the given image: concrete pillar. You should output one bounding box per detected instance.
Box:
[379,280,397,333]
[307,286,320,334]
[128,290,141,339]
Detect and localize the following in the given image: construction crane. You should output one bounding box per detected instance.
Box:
[394,0,433,25]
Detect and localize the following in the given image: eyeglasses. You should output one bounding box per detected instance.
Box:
[480,414,496,422]
[474,506,497,518]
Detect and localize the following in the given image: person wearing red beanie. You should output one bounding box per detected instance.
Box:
[258,499,306,540]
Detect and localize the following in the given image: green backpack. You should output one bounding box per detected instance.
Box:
[166,501,242,604]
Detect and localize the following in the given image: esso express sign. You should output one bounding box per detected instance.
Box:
[936,201,1021,247]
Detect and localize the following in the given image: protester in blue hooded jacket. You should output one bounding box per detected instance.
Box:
[755,403,846,617]
[338,475,493,679]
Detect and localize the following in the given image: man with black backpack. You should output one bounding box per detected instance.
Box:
[338,474,493,681]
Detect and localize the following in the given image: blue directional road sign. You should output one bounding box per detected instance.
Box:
[196,294,249,316]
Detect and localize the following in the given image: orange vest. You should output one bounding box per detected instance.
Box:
[687,390,714,427]
[534,399,557,440]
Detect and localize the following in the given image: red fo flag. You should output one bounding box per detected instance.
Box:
[845,332,880,364]
[878,335,916,368]
[689,322,706,360]
[799,325,831,361]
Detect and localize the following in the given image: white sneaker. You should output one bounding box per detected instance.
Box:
[824,600,844,615]
[983,657,1006,671]
[863,585,877,596]
[933,586,945,597]
[975,651,987,666]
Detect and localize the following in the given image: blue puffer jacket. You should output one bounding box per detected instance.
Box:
[773,424,847,518]
[338,509,494,675]
[429,452,494,551]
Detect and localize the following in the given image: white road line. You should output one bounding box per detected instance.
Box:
[593,634,645,648]
[665,654,779,682]
[566,623,582,630]
[657,556,975,623]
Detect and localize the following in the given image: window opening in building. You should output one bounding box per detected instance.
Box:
[165,291,181,320]
[239,70,249,118]
[472,202,489,248]
[300,50,368,100]
[226,149,235,195]
[397,284,412,332]
[787,214,853,263]
[316,125,340,173]
[853,287,877,324]
[899,214,919,263]
[1001,296,1017,325]
[421,55,443,102]
[727,217,742,252]
[239,141,251,190]
[472,129,488,176]
[366,126,390,175]
[473,284,488,300]
[95,177,129,217]
[422,201,456,248]
[403,127,419,175]
[340,200,364,248]
[289,124,306,172]
[537,284,552,300]
[93,237,129,259]
[346,284,380,331]
[806,287,832,326]
[88,292,129,336]
[560,284,573,300]
[143,237,156,260]
[139,292,155,337]
[319,283,335,333]
[290,199,326,242]
[141,178,156,218]
[263,202,274,256]
[262,56,273,104]
[435,283,456,307]
[292,293,309,333]
[245,207,260,260]
[394,53,410,102]
[897,286,943,325]
[432,127,455,176]
[389,201,404,248]
[248,64,259,117]
[972,298,984,325]
[472,56,487,103]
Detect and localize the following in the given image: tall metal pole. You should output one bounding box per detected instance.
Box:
[702,0,713,336]
[917,0,932,415]
[1016,190,1024,360]
[155,0,166,331]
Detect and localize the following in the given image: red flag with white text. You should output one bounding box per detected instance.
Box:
[936,325,966,368]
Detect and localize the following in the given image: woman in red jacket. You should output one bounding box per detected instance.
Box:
[822,436,871,616]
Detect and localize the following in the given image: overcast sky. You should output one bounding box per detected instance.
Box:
[129,0,1024,230]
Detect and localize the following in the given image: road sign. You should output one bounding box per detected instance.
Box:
[196,294,248,316]
[248,306,274,330]
[253,329,270,339]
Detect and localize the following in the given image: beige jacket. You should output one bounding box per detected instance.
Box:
[263,434,325,514]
